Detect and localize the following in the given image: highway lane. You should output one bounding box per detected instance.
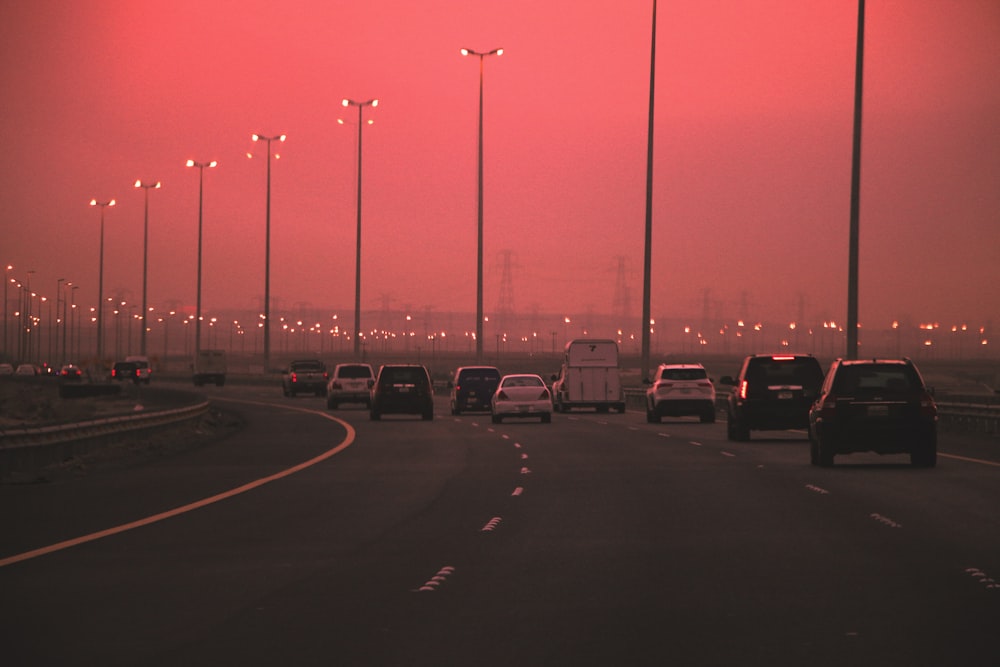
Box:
[1,387,998,666]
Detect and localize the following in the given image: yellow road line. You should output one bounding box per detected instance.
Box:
[0,402,354,568]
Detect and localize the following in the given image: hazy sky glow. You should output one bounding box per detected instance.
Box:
[2,0,998,347]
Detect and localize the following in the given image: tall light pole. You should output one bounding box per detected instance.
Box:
[186,159,217,362]
[461,47,502,363]
[133,179,160,356]
[90,198,116,365]
[4,264,12,358]
[55,278,65,363]
[341,98,378,358]
[641,0,657,381]
[249,133,285,372]
[846,0,865,360]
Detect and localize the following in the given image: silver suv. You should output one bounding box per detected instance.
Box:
[326,363,375,409]
[645,363,716,423]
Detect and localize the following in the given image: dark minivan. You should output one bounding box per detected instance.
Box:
[449,366,501,415]
[720,354,824,441]
[370,364,435,421]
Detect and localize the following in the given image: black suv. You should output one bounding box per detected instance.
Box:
[809,358,937,467]
[370,364,435,421]
[720,354,824,441]
[449,366,501,415]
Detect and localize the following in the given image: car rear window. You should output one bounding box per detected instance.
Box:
[502,376,543,388]
[381,368,428,385]
[662,368,707,381]
[832,365,919,393]
[747,358,823,389]
[338,365,373,379]
[459,369,500,383]
[292,361,324,371]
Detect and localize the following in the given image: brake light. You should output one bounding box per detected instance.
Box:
[771,355,796,361]
[739,380,748,400]
[290,372,298,382]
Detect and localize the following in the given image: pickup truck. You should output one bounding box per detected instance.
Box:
[282,359,328,397]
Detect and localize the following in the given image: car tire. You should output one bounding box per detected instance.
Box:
[910,437,937,467]
[701,408,716,424]
[491,413,502,424]
[327,398,338,410]
[646,407,659,423]
[370,410,381,421]
[422,409,434,421]
[541,413,551,423]
[727,416,750,441]
[816,437,835,467]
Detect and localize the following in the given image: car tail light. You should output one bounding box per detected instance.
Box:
[739,380,748,400]
[323,372,329,380]
[291,372,298,382]
[772,355,795,361]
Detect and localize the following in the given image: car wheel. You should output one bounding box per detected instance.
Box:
[727,417,749,441]
[646,407,658,423]
[370,410,381,421]
[701,408,716,424]
[541,413,551,423]
[491,413,502,424]
[327,398,338,410]
[422,409,434,421]
[910,436,937,467]
[816,437,834,467]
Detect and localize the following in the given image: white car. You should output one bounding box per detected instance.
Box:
[326,362,375,409]
[646,363,716,423]
[491,374,552,424]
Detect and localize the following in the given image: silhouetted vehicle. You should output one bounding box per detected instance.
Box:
[0,363,14,376]
[125,355,152,384]
[111,361,140,383]
[370,364,434,421]
[720,354,824,441]
[193,349,227,387]
[326,363,375,409]
[491,373,553,424]
[809,358,937,467]
[645,363,715,423]
[450,365,501,415]
[58,364,83,382]
[282,359,328,397]
[14,363,39,377]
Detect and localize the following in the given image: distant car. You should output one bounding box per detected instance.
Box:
[326,362,375,409]
[282,359,328,397]
[0,362,14,376]
[370,364,435,421]
[111,361,139,382]
[15,363,39,377]
[720,354,824,441]
[491,373,553,424]
[645,363,716,423]
[450,365,501,415]
[125,355,152,384]
[809,358,937,467]
[58,364,83,382]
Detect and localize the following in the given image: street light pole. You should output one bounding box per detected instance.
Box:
[641,0,657,381]
[250,133,285,372]
[341,98,378,358]
[90,198,116,366]
[4,264,13,359]
[185,160,217,362]
[461,47,502,363]
[55,278,65,363]
[134,179,161,356]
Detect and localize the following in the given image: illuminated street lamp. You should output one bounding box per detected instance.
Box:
[4,264,12,357]
[249,133,285,371]
[134,179,161,355]
[341,98,378,357]
[461,47,502,362]
[185,159,217,361]
[89,198,116,364]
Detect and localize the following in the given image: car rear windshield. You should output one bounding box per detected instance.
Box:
[747,358,823,389]
[662,368,707,381]
[292,361,324,371]
[381,368,427,385]
[338,365,372,379]
[459,369,500,382]
[832,365,921,394]
[502,376,544,388]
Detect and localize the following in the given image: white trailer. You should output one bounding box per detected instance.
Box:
[551,339,625,413]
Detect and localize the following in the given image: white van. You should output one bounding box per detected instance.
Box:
[551,339,625,413]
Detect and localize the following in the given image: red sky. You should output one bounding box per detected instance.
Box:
[2,0,999,344]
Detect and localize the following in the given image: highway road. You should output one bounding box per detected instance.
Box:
[2,384,999,666]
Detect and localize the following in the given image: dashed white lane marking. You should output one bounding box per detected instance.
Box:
[0,401,356,569]
[501,433,510,440]
[415,565,456,592]
[965,567,1000,590]
[657,433,671,438]
[512,487,524,496]
[520,453,529,460]
[870,513,902,529]
[481,517,503,531]
[690,441,703,447]
[720,451,736,458]
[806,484,830,495]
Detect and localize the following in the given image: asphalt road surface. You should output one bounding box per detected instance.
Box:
[2,384,999,666]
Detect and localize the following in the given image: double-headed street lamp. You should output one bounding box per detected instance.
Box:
[249,133,285,372]
[461,47,502,362]
[185,159,217,361]
[134,179,161,356]
[90,198,116,364]
[341,98,378,358]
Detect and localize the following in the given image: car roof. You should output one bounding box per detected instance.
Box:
[657,363,705,369]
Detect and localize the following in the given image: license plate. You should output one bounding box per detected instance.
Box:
[778,391,793,399]
[867,405,889,417]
